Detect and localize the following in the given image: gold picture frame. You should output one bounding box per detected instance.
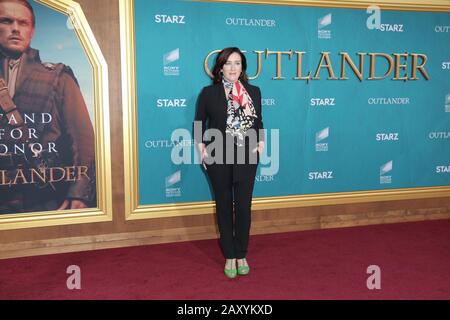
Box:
[0,0,112,230]
[120,0,450,220]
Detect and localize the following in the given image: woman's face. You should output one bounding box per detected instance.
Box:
[221,52,242,83]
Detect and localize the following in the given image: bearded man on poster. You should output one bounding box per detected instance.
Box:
[0,0,96,213]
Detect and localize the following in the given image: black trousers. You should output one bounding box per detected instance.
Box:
[206,157,258,259]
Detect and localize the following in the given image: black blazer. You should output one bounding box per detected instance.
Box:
[194,81,264,146]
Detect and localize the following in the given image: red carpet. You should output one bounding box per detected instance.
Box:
[0,219,449,300]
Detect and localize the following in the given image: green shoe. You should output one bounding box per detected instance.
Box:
[224,267,237,279]
[237,265,250,275]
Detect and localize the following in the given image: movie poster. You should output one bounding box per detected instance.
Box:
[0,0,96,215]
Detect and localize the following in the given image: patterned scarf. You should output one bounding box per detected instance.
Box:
[222,78,258,146]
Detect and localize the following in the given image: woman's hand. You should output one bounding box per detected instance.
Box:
[197,143,208,170]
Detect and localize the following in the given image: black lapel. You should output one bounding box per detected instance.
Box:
[215,83,228,119]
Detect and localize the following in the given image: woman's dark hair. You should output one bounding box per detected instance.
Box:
[212,47,248,84]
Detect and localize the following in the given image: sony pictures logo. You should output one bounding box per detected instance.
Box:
[318,14,332,39]
[315,127,329,151]
[166,170,181,197]
[380,160,393,184]
[163,48,180,76]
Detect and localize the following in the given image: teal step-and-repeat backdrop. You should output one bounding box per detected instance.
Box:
[133,0,450,205]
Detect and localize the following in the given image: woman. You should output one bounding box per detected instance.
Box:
[195,47,264,278]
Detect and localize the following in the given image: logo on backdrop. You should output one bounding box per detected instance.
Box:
[446,94,450,113]
[154,14,186,24]
[163,48,180,76]
[436,165,450,173]
[378,23,404,32]
[380,160,393,184]
[255,174,276,183]
[368,97,410,105]
[310,98,335,107]
[315,127,329,151]
[376,133,399,142]
[428,132,450,139]
[318,14,332,39]
[442,61,450,70]
[156,98,187,108]
[435,25,450,33]
[144,138,194,149]
[204,49,430,82]
[166,170,181,197]
[225,17,276,27]
[262,98,276,107]
[308,171,334,180]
